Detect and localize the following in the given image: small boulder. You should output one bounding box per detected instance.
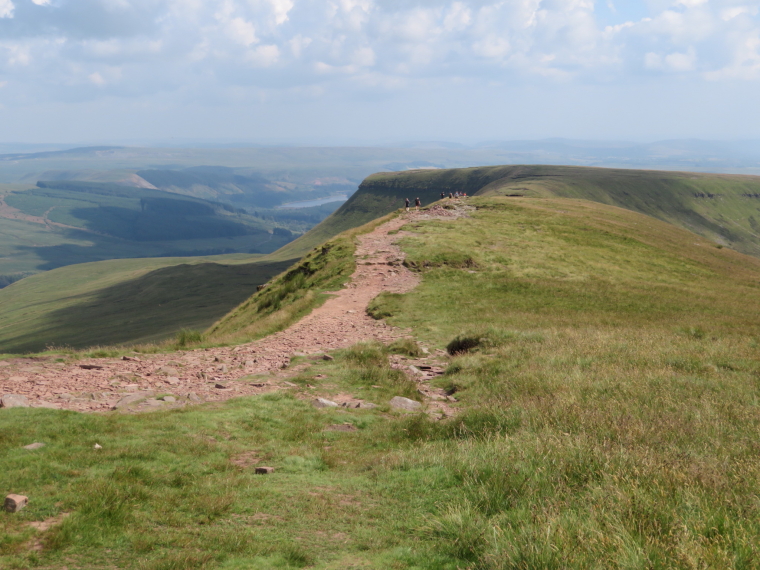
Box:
[1,394,29,408]
[185,392,201,402]
[23,442,45,450]
[357,402,378,409]
[214,383,228,389]
[322,354,334,361]
[390,396,422,411]
[165,377,180,386]
[93,443,102,450]
[312,398,339,408]
[112,391,154,410]
[255,466,275,474]
[156,366,179,377]
[161,396,176,403]
[4,494,28,513]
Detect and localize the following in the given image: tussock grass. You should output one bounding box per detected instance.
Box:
[363,197,760,567]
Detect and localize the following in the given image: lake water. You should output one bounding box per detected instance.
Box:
[278,195,349,209]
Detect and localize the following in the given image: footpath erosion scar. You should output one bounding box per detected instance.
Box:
[0,205,468,415]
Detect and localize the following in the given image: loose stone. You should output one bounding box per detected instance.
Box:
[1,394,29,408]
[4,494,28,513]
[390,396,422,411]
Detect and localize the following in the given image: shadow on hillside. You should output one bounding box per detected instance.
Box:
[12,227,294,271]
[2,258,296,354]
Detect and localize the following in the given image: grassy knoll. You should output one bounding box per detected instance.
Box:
[354,165,760,258]
[0,255,295,354]
[4,197,760,567]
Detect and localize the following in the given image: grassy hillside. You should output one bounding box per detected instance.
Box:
[7,163,760,355]
[0,181,297,278]
[4,197,760,568]
[352,165,760,257]
[0,254,295,354]
[206,214,394,346]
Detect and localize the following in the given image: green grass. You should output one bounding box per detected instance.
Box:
[5,196,760,567]
[363,196,760,567]
[355,165,760,258]
[0,182,297,277]
[0,348,431,570]
[207,214,395,345]
[0,255,296,354]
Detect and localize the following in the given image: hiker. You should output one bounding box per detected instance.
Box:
[415,197,421,211]
[405,198,410,212]
[440,191,445,200]
[449,192,454,199]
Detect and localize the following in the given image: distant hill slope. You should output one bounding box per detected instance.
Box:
[6,164,760,354]
[0,180,297,277]
[325,165,760,257]
[0,254,295,354]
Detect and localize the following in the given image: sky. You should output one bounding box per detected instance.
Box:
[0,0,759,145]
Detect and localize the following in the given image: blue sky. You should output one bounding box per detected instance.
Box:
[0,0,759,144]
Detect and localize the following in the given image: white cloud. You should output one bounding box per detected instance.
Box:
[665,48,697,71]
[227,17,258,47]
[0,0,758,112]
[246,44,279,66]
[0,0,13,19]
[268,0,293,25]
[443,2,472,32]
[89,72,106,85]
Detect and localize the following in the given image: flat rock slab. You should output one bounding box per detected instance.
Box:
[1,394,29,408]
[390,396,422,411]
[23,442,45,450]
[112,391,154,410]
[5,494,28,513]
[255,466,275,474]
[312,398,339,408]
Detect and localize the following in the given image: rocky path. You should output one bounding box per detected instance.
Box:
[0,204,468,415]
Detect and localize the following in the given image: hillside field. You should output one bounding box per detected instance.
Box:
[0,254,295,354]
[0,181,300,279]
[6,164,760,354]
[347,165,760,257]
[3,196,760,568]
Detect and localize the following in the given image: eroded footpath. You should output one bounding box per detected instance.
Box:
[0,205,468,414]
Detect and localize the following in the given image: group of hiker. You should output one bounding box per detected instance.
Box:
[404,191,468,212]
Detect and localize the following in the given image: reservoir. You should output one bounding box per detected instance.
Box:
[278,194,349,209]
